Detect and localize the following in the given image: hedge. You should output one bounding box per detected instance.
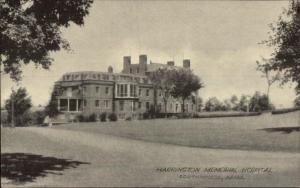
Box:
[271,107,300,115]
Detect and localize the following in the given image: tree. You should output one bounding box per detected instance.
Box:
[204,97,223,112]
[262,0,300,94]
[148,68,174,115]
[256,57,281,106]
[230,95,239,111]
[223,99,232,111]
[171,69,203,113]
[249,91,275,112]
[5,87,32,126]
[44,86,60,117]
[294,95,300,107]
[238,95,250,112]
[0,0,93,81]
[197,97,204,112]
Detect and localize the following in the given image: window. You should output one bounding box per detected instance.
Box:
[104,100,109,109]
[146,102,150,110]
[83,86,87,93]
[185,104,189,112]
[117,84,128,97]
[95,100,100,107]
[119,101,124,111]
[146,89,149,96]
[96,86,100,93]
[139,88,142,96]
[137,68,139,73]
[105,87,109,94]
[130,84,137,97]
[130,68,133,73]
[138,102,142,109]
[158,103,162,111]
[83,100,87,107]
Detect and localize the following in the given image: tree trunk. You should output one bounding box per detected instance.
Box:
[267,84,270,108]
[182,98,185,113]
[164,101,168,118]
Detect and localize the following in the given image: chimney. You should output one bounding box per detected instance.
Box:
[167,61,174,66]
[108,66,113,73]
[139,54,147,65]
[183,59,190,69]
[123,56,131,72]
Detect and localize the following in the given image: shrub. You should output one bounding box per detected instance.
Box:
[125,116,132,121]
[88,113,97,122]
[76,114,86,122]
[15,111,33,126]
[108,113,118,121]
[100,112,107,122]
[31,110,46,125]
[143,112,150,119]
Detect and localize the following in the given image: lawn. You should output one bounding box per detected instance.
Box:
[54,111,300,153]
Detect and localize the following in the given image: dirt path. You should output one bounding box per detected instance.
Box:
[1,127,300,187]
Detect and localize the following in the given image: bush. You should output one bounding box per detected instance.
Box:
[108,113,118,121]
[15,111,33,126]
[88,113,97,122]
[143,112,150,119]
[31,110,46,125]
[125,116,132,121]
[99,112,107,122]
[76,114,86,122]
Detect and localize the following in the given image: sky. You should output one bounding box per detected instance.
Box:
[1,0,297,108]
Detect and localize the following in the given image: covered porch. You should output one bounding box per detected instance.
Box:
[58,98,83,112]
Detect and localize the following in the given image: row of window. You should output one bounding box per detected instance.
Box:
[119,101,150,111]
[95,86,110,94]
[95,100,110,108]
[63,73,150,84]
[116,84,150,98]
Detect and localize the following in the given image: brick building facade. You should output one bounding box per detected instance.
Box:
[54,55,200,120]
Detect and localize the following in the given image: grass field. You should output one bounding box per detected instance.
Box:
[54,111,300,153]
[1,111,299,187]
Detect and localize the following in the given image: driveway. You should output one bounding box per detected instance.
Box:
[1,127,299,187]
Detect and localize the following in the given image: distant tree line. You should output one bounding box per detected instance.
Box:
[204,91,275,112]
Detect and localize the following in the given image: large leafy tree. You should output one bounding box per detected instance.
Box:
[171,69,203,113]
[0,0,93,81]
[256,57,281,106]
[5,87,32,126]
[263,0,300,93]
[148,67,175,114]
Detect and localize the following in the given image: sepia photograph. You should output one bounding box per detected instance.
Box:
[1,0,299,187]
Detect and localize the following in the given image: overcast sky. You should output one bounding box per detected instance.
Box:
[2,0,296,108]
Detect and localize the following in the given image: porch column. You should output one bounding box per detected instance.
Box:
[67,98,70,112]
[57,99,60,111]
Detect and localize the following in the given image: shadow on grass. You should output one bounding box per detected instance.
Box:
[260,127,300,134]
[1,153,90,185]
